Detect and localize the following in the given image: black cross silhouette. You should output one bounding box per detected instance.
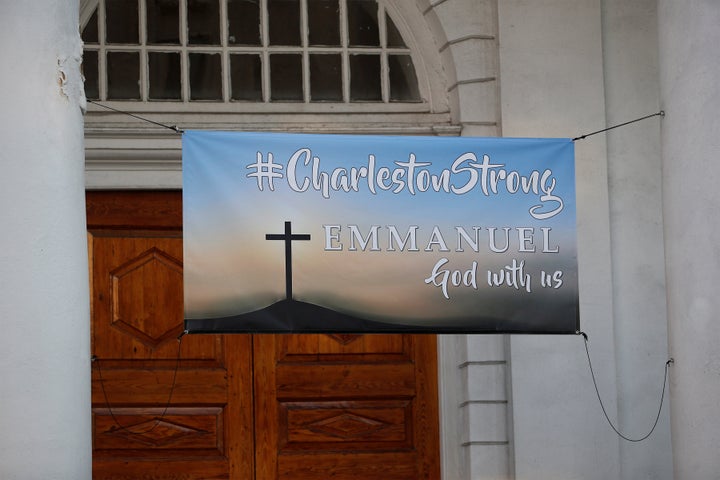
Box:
[265,221,311,300]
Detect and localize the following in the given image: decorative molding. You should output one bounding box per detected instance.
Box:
[422,0,452,16]
[459,360,506,369]
[110,247,184,348]
[306,413,388,439]
[439,34,496,53]
[448,77,497,93]
[462,440,509,447]
[326,334,363,346]
[459,400,508,408]
[105,418,208,447]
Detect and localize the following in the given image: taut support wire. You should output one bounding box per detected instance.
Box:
[87,100,663,140]
[572,111,664,141]
[87,99,184,134]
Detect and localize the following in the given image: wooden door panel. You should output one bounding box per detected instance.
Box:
[92,407,225,453]
[88,191,253,480]
[255,333,440,480]
[275,363,416,398]
[278,452,420,479]
[279,333,407,358]
[92,459,230,480]
[280,399,413,449]
[88,191,438,480]
[91,367,228,404]
[90,233,221,364]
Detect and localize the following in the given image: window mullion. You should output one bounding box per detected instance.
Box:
[261,0,270,102]
[340,0,349,103]
[99,0,108,100]
[220,0,230,102]
[378,3,388,103]
[180,0,190,102]
[301,0,309,103]
[139,0,148,101]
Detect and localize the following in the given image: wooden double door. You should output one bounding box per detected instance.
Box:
[88,191,439,480]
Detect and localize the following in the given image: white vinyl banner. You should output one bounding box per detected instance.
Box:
[183,131,578,333]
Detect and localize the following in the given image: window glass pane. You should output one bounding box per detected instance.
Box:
[147,0,180,44]
[349,54,381,101]
[149,52,181,100]
[106,0,139,44]
[107,51,140,99]
[268,0,301,46]
[187,0,220,45]
[189,53,222,100]
[83,50,99,99]
[389,55,420,101]
[82,10,99,43]
[228,0,261,45]
[230,54,263,101]
[308,0,340,46]
[386,13,406,48]
[310,54,342,101]
[347,0,379,47]
[270,54,303,101]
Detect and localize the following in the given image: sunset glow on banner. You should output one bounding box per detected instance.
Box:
[183,131,579,333]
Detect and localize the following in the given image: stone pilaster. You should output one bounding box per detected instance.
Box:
[0,1,91,478]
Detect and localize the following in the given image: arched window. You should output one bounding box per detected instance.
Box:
[81,0,455,188]
[82,0,422,104]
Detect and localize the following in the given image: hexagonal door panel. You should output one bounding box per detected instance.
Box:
[110,247,184,348]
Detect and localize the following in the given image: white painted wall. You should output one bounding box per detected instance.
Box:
[495,1,673,479]
[74,0,689,478]
[658,1,720,478]
[0,1,92,478]
[498,0,619,478]
[601,1,672,478]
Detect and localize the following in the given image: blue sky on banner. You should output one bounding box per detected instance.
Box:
[183,131,577,330]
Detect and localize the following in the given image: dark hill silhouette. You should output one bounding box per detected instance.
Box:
[184,298,444,333]
[184,298,577,334]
